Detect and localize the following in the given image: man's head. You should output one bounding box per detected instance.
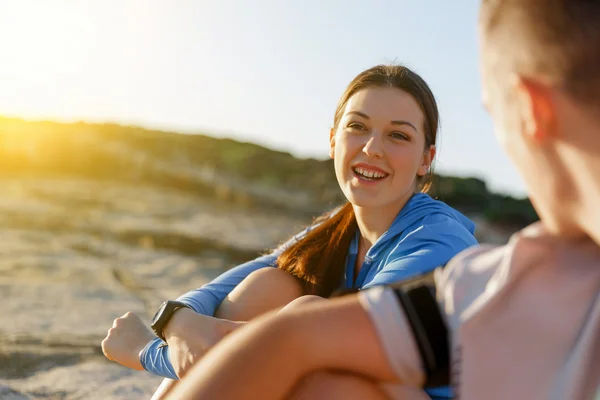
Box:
[479,0,600,240]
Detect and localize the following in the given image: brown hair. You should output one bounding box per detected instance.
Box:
[480,0,600,106]
[276,65,440,297]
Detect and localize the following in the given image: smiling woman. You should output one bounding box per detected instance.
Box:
[276,65,440,298]
[101,65,478,400]
[333,88,435,209]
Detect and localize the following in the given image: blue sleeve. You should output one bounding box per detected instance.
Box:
[361,219,478,289]
[140,228,310,378]
[140,253,278,378]
[175,253,279,315]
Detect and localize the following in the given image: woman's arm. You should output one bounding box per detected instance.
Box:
[139,253,278,378]
[166,289,424,400]
[175,225,312,316]
[141,227,312,378]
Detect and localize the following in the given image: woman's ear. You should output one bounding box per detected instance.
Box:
[329,128,336,159]
[417,145,436,176]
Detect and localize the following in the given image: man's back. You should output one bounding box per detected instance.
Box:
[440,223,600,399]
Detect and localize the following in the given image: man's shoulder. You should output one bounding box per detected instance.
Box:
[437,244,509,327]
[445,243,506,280]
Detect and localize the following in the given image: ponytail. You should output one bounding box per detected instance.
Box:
[276,202,357,297]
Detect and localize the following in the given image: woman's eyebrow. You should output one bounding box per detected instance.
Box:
[390,120,417,132]
[345,111,418,132]
[346,111,370,119]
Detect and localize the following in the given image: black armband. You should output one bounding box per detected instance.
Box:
[390,273,450,388]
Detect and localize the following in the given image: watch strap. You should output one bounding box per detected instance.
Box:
[151,300,191,342]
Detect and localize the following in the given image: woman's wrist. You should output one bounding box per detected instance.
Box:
[164,307,196,340]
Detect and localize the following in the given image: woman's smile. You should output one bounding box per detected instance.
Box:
[351,163,390,185]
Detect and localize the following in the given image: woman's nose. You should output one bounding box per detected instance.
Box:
[362,132,384,158]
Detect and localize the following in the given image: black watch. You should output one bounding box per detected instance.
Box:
[151,300,191,342]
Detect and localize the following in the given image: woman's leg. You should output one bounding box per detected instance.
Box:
[151,380,174,400]
[278,294,326,313]
[215,267,304,321]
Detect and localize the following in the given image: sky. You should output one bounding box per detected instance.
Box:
[0,0,527,196]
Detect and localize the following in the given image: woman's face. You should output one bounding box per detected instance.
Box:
[330,86,434,212]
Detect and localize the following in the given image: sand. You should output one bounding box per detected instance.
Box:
[0,177,307,399]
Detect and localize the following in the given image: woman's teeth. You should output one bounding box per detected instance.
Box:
[353,167,388,180]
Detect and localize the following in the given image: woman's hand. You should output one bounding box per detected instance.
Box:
[164,308,244,378]
[101,312,155,370]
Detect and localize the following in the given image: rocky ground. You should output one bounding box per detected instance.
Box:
[0,177,308,399]
[0,175,515,399]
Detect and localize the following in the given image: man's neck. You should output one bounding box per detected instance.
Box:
[577,163,600,247]
[562,124,600,247]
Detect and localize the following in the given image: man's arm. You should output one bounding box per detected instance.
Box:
[166,289,425,400]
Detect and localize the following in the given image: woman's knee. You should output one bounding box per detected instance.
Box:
[242,268,303,299]
[244,267,300,288]
[278,295,325,314]
[215,268,303,320]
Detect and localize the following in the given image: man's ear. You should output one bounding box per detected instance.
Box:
[417,145,436,176]
[329,128,336,159]
[516,77,557,143]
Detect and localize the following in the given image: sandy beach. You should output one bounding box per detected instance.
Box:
[0,177,308,399]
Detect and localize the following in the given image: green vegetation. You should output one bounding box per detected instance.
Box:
[429,175,538,227]
[0,116,538,226]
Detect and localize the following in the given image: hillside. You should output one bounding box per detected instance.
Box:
[0,116,537,227]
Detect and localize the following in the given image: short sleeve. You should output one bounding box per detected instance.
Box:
[357,286,426,387]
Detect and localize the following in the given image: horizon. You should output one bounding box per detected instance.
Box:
[0,0,528,197]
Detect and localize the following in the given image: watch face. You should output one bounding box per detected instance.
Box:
[151,301,168,326]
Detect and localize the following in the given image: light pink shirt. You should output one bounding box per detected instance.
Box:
[360,223,600,400]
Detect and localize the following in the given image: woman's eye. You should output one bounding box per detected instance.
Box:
[390,132,409,141]
[347,122,366,131]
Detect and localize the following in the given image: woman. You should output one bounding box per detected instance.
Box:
[101,64,478,400]
[161,1,600,399]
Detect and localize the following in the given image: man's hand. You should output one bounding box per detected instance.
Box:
[101,312,155,370]
[164,308,244,378]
